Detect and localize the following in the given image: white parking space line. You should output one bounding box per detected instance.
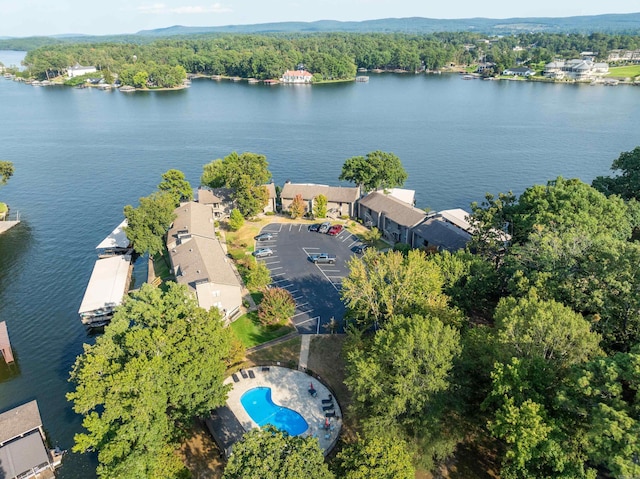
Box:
[321,269,340,273]
[264,261,280,265]
[348,240,359,248]
[272,278,289,283]
[299,224,303,232]
[271,272,286,277]
[292,310,314,318]
[342,234,353,243]
[295,302,309,308]
[292,296,303,301]
[314,264,340,292]
[269,266,283,271]
[296,316,319,326]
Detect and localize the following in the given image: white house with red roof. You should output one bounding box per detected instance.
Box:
[281,69,313,83]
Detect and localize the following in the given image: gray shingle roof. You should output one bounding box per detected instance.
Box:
[171,236,241,289]
[358,192,426,227]
[0,430,51,478]
[412,217,472,252]
[281,183,359,203]
[0,400,42,445]
[167,202,216,245]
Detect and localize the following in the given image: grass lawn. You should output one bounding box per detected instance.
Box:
[608,65,640,79]
[230,312,295,348]
[246,336,301,369]
[152,250,173,280]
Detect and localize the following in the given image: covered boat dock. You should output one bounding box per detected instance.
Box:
[78,254,132,327]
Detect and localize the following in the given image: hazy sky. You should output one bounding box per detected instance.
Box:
[1,0,639,37]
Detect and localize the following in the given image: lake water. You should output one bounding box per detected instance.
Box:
[0,49,639,477]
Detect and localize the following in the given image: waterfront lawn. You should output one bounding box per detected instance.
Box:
[608,65,640,78]
[230,311,295,348]
[152,249,173,280]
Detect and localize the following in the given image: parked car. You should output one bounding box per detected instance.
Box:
[253,248,273,258]
[308,223,321,232]
[354,244,369,254]
[318,222,332,234]
[327,224,344,236]
[254,232,274,241]
[309,253,336,264]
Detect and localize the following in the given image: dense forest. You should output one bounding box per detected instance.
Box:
[16,31,640,84]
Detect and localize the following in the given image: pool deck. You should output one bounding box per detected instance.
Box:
[222,366,342,454]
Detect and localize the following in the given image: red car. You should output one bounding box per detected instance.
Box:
[327,224,343,236]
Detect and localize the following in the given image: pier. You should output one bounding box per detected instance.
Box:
[0,321,14,364]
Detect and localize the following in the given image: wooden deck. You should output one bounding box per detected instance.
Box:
[0,220,20,234]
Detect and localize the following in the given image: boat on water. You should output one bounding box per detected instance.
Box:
[461,74,476,80]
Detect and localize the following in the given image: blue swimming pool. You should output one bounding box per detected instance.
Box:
[241,387,308,436]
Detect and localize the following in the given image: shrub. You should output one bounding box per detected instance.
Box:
[290,194,306,219]
[393,242,412,255]
[265,211,275,216]
[229,208,244,231]
[258,288,296,326]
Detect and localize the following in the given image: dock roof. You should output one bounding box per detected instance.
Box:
[78,255,131,315]
[0,400,42,445]
[96,219,129,249]
[0,430,51,479]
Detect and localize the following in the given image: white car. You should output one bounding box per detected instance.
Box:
[253,248,274,258]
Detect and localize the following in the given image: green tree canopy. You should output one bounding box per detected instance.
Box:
[124,191,176,257]
[201,152,271,217]
[341,249,460,329]
[289,193,306,219]
[592,146,640,200]
[222,425,334,479]
[339,150,407,192]
[68,283,241,479]
[313,194,327,218]
[158,169,193,205]
[335,432,415,479]
[0,161,14,185]
[228,208,244,231]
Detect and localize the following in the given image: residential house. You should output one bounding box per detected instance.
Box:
[197,187,234,219]
[607,49,640,63]
[281,70,313,84]
[280,182,360,217]
[476,62,496,73]
[357,192,426,244]
[411,215,472,252]
[67,63,97,78]
[374,188,415,206]
[167,201,242,321]
[263,182,277,213]
[543,59,609,80]
[0,400,63,479]
[502,66,536,77]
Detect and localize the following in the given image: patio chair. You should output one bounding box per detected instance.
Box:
[322,404,334,411]
[321,395,333,404]
[325,411,336,418]
[240,369,249,379]
[232,373,240,383]
[248,370,255,379]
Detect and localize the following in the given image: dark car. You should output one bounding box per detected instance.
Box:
[327,224,344,236]
[254,232,274,241]
[318,222,332,234]
[308,223,321,232]
[354,244,369,254]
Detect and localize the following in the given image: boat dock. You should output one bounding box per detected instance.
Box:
[0,321,14,364]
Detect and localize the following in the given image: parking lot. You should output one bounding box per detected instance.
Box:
[254,223,366,334]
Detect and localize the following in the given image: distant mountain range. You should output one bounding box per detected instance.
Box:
[135,13,640,36]
[1,13,639,50]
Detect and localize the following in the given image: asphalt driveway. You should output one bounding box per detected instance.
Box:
[254,223,365,334]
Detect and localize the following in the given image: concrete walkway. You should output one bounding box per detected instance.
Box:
[299,335,311,370]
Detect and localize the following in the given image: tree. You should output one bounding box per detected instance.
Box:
[68,283,240,479]
[360,227,381,246]
[132,70,149,88]
[492,292,602,369]
[244,258,271,291]
[336,432,415,479]
[313,194,327,218]
[258,287,296,326]
[201,152,272,217]
[158,169,193,206]
[124,191,176,257]
[228,208,244,231]
[289,193,306,219]
[339,150,407,192]
[0,161,14,185]
[341,249,459,329]
[592,146,640,200]
[344,314,462,469]
[222,425,334,479]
